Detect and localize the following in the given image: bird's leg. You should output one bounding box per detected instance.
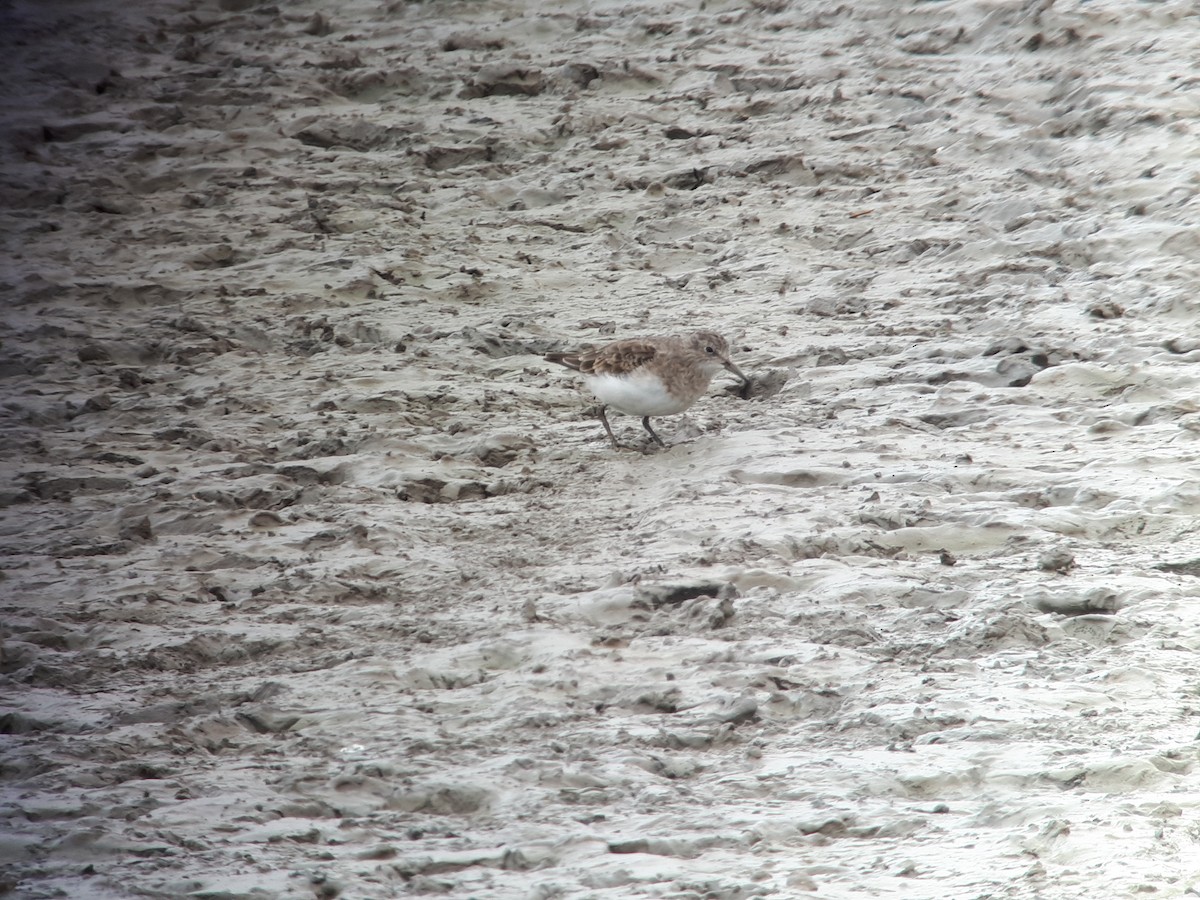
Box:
[641,416,667,448]
[596,407,622,450]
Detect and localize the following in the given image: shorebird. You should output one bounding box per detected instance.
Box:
[545,330,747,449]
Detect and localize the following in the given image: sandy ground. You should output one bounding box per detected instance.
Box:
[3,0,1200,897]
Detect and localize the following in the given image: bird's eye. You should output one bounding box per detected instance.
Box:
[705,345,716,355]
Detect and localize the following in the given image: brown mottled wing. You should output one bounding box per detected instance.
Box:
[584,339,660,376]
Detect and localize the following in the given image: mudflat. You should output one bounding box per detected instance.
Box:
[2,1,1198,897]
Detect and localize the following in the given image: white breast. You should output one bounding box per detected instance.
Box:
[585,371,693,417]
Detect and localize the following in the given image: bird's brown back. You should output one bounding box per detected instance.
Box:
[546,338,663,376]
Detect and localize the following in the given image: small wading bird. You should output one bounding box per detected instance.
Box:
[545,330,748,449]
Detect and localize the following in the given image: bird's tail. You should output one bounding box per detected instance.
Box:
[544,352,583,372]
